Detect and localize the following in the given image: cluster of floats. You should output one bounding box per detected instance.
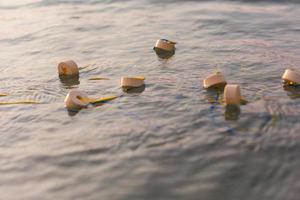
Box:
[62,38,177,111]
[1,38,300,117]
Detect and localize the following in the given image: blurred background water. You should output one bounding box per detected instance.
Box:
[1,0,300,199]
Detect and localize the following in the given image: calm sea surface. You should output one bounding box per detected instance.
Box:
[1,0,300,199]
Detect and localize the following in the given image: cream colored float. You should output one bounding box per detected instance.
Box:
[64,89,89,110]
[58,60,79,76]
[121,76,145,88]
[281,69,300,85]
[224,84,242,105]
[203,72,227,89]
[154,39,176,52]
[64,89,117,110]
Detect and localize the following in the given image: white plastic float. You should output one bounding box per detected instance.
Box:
[224,84,242,105]
[58,60,79,76]
[121,76,145,88]
[154,39,176,52]
[64,89,117,110]
[281,69,300,85]
[203,72,227,89]
[64,89,89,110]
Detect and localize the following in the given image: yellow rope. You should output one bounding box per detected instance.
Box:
[88,77,110,80]
[79,95,118,104]
[89,95,118,104]
[0,100,40,105]
[0,93,8,97]
[78,65,90,70]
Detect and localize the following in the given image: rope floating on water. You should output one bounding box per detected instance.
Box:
[84,95,118,104]
[0,93,8,97]
[88,77,110,80]
[78,66,89,70]
[64,89,119,110]
[0,100,40,105]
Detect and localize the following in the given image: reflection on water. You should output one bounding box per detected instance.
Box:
[1,0,300,199]
[154,48,175,59]
[122,84,146,93]
[224,104,241,120]
[283,85,300,99]
[67,109,80,116]
[59,74,80,88]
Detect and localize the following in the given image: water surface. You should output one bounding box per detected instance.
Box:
[0,0,300,199]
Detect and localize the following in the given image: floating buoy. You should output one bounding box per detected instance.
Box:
[203,72,227,89]
[154,39,176,52]
[224,84,241,105]
[121,76,145,88]
[281,69,300,86]
[64,89,117,110]
[58,60,79,76]
[64,89,89,110]
[59,74,80,87]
